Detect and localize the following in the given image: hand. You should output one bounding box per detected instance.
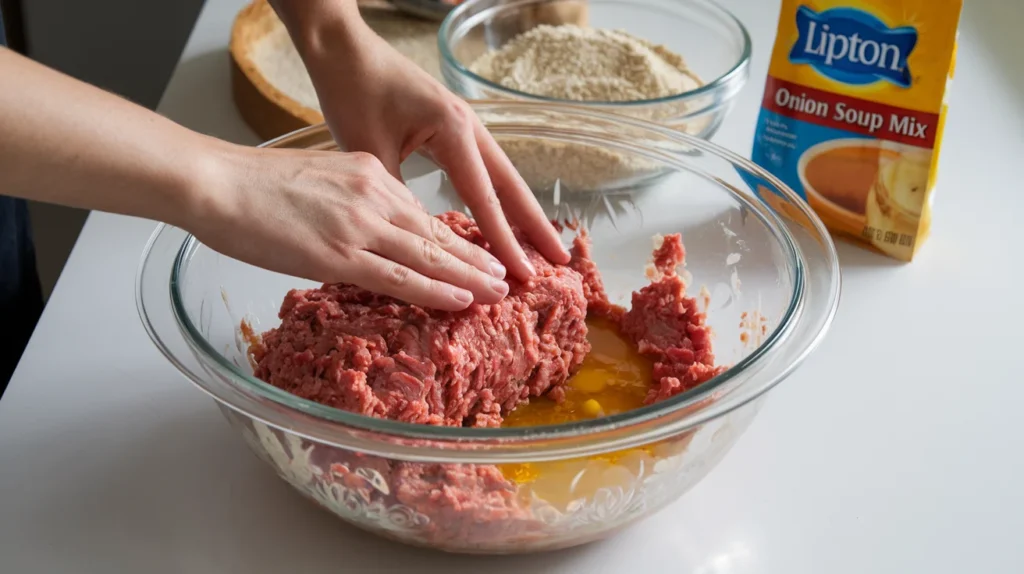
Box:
[0,42,543,313]
[190,143,511,311]
[297,16,571,281]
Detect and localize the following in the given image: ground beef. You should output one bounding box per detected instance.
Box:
[390,462,543,545]
[250,211,590,428]
[248,215,723,550]
[308,447,546,551]
[570,230,725,404]
[566,226,624,323]
[616,235,727,403]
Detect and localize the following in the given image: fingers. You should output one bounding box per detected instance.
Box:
[427,126,536,282]
[339,249,476,312]
[343,149,511,307]
[389,204,506,279]
[350,152,499,281]
[367,220,509,305]
[474,124,570,265]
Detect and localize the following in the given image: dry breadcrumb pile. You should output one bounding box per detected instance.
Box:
[470,25,701,101]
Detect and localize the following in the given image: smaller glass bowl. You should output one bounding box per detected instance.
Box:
[438,0,751,140]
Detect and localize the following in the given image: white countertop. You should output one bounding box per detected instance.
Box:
[2,0,1022,572]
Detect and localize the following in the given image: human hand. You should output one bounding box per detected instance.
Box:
[293,13,571,281]
[188,143,512,311]
[0,41,528,312]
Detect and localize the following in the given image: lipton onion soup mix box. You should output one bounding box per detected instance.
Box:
[751,0,963,261]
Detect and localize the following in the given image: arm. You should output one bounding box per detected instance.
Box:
[0,47,509,311]
[268,0,571,279]
[268,0,363,58]
[0,47,215,228]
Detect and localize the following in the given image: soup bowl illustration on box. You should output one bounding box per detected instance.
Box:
[798,138,894,236]
[798,137,930,258]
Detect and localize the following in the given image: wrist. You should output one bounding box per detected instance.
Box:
[270,0,370,66]
[166,136,248,236]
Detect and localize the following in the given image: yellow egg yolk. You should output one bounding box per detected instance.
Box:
[502,318,653,429]
[499,318,656,488]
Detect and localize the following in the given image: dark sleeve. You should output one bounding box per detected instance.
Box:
[0,197,44,390]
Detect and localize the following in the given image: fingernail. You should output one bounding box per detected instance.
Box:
[491,279,509,296]
[489,260,507,279]
[452,287,473,304]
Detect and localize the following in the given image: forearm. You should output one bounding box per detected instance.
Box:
[0,47,223,227]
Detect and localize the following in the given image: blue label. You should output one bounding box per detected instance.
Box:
[789,6,917,87]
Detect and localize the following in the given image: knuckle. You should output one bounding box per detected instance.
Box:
[333,242,359,262]
[348,174,378,197]
[384,262,411,287]
[344,206,369,230]
[463,188,500,213]
[419,239,448,266]
[424,277,446,298]
[459,262,479,286]
[349,151,382,171]
[445,99,471,126]
[429,216,456,246]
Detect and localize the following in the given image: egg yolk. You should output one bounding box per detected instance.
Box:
[502,318,653,429]
[499,318,655,487]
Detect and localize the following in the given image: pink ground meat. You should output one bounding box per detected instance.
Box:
[250,211,590,428]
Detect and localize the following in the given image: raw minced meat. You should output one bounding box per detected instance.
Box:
[608,234,727,403]
[248,212,723,549]
[250,211,589,428]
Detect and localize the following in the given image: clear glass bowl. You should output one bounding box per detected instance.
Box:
[137,102,839,554]
[438,0,751,140]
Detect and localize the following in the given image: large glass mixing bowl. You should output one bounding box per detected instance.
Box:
[137,102,840,554]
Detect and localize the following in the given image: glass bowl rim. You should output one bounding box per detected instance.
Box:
[437,0,753,108]
[139,101,839,460]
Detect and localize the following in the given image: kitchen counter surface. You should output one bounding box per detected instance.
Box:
[1,0,1021,572]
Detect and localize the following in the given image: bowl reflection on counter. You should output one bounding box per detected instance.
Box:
[137,102,840,554]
